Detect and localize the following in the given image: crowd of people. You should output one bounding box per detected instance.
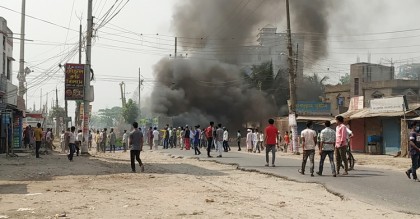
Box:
[23,115,420,180]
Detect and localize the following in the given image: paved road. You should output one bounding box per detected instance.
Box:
[158,147,419,215]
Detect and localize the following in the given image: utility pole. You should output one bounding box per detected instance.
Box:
[295,43,299,83]
[120,81,126,108]
[138,68,143,118]
[55,87,59,135]
[75,24,83,129]
[286,0,298,154]
[17,0,26,98]
[81,0,93,154]
[174,37,177,58]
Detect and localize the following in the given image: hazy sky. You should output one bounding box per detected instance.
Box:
[1,0,420,118]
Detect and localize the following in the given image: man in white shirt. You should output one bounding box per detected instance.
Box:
[223,128,229,152]
[122,130,128,152]
[299,121,317,177]
[253,129,260,153]
[152,127,160,150]
[67,126,76,161]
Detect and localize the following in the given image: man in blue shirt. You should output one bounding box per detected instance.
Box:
[405,123,420,181]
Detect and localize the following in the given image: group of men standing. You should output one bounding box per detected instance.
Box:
[299,116,350,177]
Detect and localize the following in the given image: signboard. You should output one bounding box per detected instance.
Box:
[349,96,364,111]
[296,102,331,116]
[370,96,408,113]
[65,63,85,100]
[79,103,92,119]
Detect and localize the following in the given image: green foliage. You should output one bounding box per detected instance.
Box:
[94,106,123,128]
[298,73,329,102]
[243,61,274,92]
[49,106,66,119]
[122,99,139,124]
[339,73,350,85]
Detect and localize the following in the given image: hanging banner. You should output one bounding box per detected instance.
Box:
[65,63,85,100]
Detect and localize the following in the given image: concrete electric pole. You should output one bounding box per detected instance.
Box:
[17,0,26,98]
[81,0,93,154]
[138,68,143,118]
[286,0,299,154]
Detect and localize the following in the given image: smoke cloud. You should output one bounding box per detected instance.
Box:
[150,0,339,128]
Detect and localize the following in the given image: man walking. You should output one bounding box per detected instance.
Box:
[205,122,214,158]
[405,123,420,181]
[129,122,144,173]
[253,129,260,153]
[215,124,224,158]
[299,121,317,177]
[122,130,128,152]
[147,127,153,150]
[109,128,116,152]
[237,130,242,151]
[223,127,229,152]
[335,116,349,176]
[194,125,201,155]
[264,119,278,167]
[316,121,337,177]
[67,126,76,162]
[88,130,93,151]
[153,127,160,150]
[101,128,108,153]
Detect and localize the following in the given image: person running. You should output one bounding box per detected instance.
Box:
[246,129,253,152]
[152,127,160,150]
[184,126,191,150]
[215,124,224,158]
[205,122,214,157]
[405,123,420,181]
[237,130,242,151]
[194,125,201,155]
[253,129,260,153]
[316,121,337,177]
[299,121,317,177]
[223,127,229,152]
[264,119,278,167]
[335,115,349,176]
[129,122,144,173]
[67,126,76,162]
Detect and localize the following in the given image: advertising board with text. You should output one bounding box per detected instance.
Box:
[65,63,85,100]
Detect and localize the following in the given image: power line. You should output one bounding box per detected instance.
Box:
[0,5,78,32]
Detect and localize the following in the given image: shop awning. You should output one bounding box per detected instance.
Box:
[408,116,420,121]
[296,115,334,121]
[350,109,418,119]
[25,113,44,119]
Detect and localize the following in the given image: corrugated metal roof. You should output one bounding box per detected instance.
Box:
[297,116,334,121]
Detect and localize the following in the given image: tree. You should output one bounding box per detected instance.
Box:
[122,99,139,124]
[49,106,67,120]
[243,61,274,92]
[96,106,123,128]
[339,73,350,85]
[297,73,329,102]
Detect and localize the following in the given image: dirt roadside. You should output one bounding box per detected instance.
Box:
[0,150,416,219]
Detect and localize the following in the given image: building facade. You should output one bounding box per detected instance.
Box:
[324,62,420,155]
[0,17,23,153]
[236,25,304,81]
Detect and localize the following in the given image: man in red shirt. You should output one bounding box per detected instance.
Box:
[265,118,279,167]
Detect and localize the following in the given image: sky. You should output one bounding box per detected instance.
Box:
[1,0,420,120]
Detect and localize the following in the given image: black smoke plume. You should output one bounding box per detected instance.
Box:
[150,0,337,128]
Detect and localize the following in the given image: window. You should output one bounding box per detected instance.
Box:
[367,66,372,82]
[2,36,5,49]
[354,78,359,96]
